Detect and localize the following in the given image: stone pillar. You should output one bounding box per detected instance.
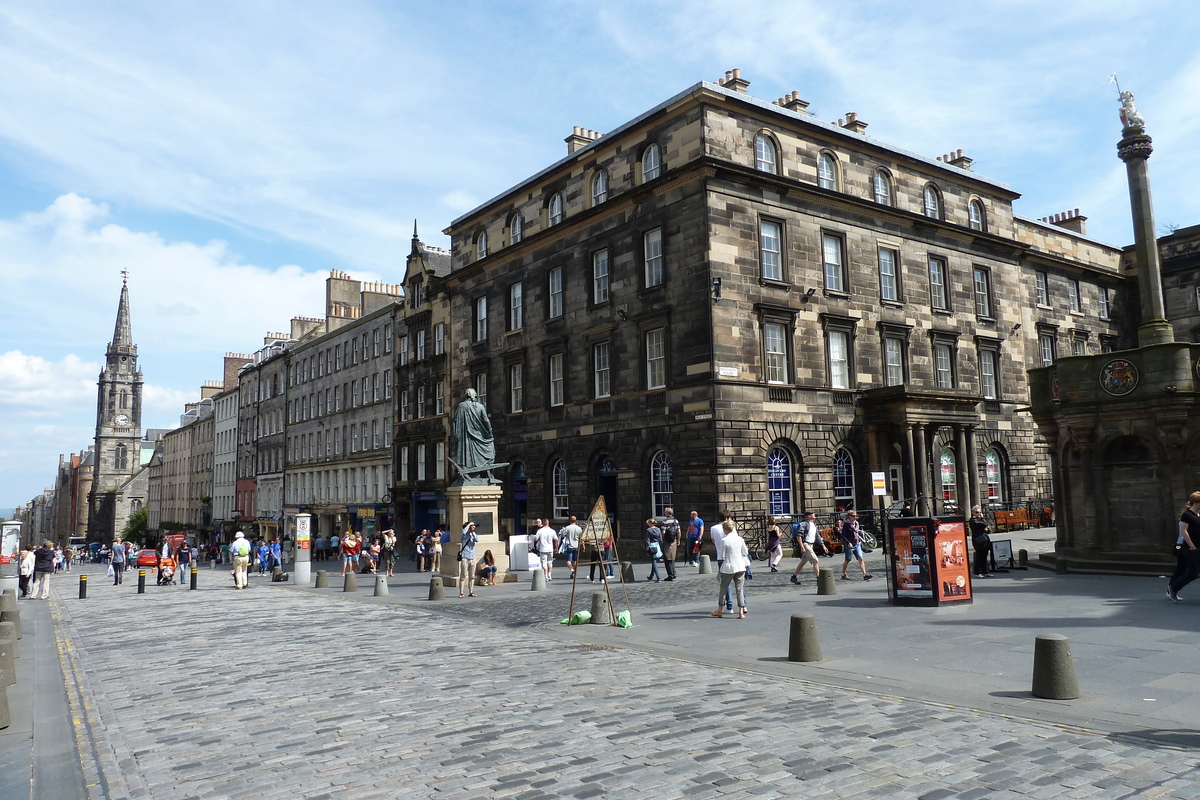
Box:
[902,424,916,510]
[913,424,930,516]
[444,484,507,586]
[954,425,971,513]
[1117,120,1173,346]
[965,426,980,511]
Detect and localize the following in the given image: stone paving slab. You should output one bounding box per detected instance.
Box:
[34,563,1200,800]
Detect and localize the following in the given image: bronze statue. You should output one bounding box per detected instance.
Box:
[448,388,505,485]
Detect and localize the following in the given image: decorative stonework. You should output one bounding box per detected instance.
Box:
[1050,371,1059,401]
[1117,133,1153,162]
[1099,359,1138,396]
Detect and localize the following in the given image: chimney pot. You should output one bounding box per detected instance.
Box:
[732,68,741,79]
[725,70,733,80]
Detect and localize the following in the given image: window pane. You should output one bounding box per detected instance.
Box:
[549,193,563,226]
[1036,272,1049,305]
[549,353,564,407]
[833,449,854,510]
[509,364,523,412]
[829,330,849,389]
[475,297,488,340]
[818,154,836,190]
[553,460,569,517]
[651,451,673,517]
[642,144,661,181]
[973,268,991,317]
[879,248,898,301]
[924,185,940,218]
[929,258,947,310]
[644,228,663,287]
[511,214,522,244]
[592,170,608,205]
[477,231,488,259]
[760,221,782,281]
[874,171,891,205]
[549,267,563,318]
[1069,280,1081,312]
[594,342,610,398]
[1040,335,1055,366]
[755,135,776,173]
[823,234,843,292]
[969,201,984,231]
[935,343,954,388]
[646,328,666,390]
[510,283,523,331]
[981,350,997,399]
[884,338,903,386]
[767,448,793,516]
[593,250,610,303]
[764,322,787,384]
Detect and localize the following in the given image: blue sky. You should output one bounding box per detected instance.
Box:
[2,0,1199,511]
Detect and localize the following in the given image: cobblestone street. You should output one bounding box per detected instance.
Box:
[38,563,1200,800]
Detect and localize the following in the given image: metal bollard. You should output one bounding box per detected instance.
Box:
[788,613,823,662]
[428,575,444,601]
[817,568,837,595]
[137,569,146,594]
[79,575,87,599]
[190,568,198,590]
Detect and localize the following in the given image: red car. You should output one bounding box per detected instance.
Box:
[135,548,160,568]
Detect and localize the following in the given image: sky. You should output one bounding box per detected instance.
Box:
[2,0,1199,511]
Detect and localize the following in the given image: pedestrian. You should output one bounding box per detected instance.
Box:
[899,500,914,517]
[380,528,397,577]
[476,549,497,586]
[18,546,35,597]
[219,541,229,565]
[660,507,681,581]
[969,506,992,578]
[644,518,663,582]
[33,540,56,599]
[602,532,616,579]
[229,531,252,589]
[111,538,127,585]
[840,511,873,581]
[177,540,192,586]
[560,516,582,578]
[458,522,479,598]
[1168,491,1200,602]
[271,537,283,570]
[257,540,272,576]
[790,511,822,586]
[330,532,341,564]
[314,534,327,562]
[766,516,783,572]
[711,510,737,611]
[366,540,380,573]
[712,520,749,619]
[282,536,293,565]
[686,510,704,566]
[429,529,442,574]
[533,519,559,581]
[415,529,429,571]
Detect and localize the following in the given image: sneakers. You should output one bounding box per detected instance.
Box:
[1168,588,1182,602]
[789,575,799,585]
[863,574,873,581]
[840,574,852,581]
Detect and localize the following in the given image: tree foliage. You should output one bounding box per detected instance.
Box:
[121,506,150,545]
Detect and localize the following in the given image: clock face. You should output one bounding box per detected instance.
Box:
[115,414,130,427]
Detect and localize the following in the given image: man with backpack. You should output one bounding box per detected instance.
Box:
[229,531,252,590]
[790,511,823,586]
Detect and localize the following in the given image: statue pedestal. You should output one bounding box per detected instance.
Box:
[441,484,509,587]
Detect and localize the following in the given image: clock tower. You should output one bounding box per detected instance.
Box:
[88,277,145,541]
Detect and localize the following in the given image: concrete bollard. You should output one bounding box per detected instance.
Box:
[342,572,358,593]
[0,623,15,659]
[373,574,389,597]
[0,685,8,730]
[621,561,635,583]
[0,591,15,614]
[589,591,611,624]
[314,570,328,588]
[190,568,198,590]
[817,568,837,595]
[428,576,444,601]
[1032,633,1080,700]
[1055,558,1068,574]
[79,575,88,599]
[1018,549,1029,566]
[697,555,713,575]
[530,569,547,592]
[788,613,823,662]
[0,607,19,639]
[0,638,13,687]
[137,569,146,593]
[272,566,283,582]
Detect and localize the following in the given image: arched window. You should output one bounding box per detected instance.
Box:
[985,447,1004,503]
[833,448,854,511]
[817,152,837,190]
[115,444,128,471]
[873,169,892,206]
[939,448,957,508]
[650,451,673,517]
[923,184,942,219]
[510,213,523,244]
[968,199,986,232]
[754,134,777,173]
[641,143,661,181]
[548,192,564,226]
[476,231,488,260]
[552,459,569,518]
[591,170,608,205]
[120,390,128,409]
[767,447,794,516]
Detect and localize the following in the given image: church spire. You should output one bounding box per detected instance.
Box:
[110,275,136,354]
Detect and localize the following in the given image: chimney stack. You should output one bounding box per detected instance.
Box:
[718,68,750,93]
[948,149,973,170]
[842,112,868,134]
[1040,208,1088,236]
[774,90,810,113]
[565,126,602,155]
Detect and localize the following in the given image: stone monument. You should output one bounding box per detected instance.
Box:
[443,389,510,584]
[1029,84,1196,573]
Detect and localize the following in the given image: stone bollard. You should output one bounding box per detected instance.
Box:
[0,606,20,640]
[817,568,837,595]
[1055,558,1068,574]
[589,592,611,624]
[314,570,328,589]
[272,566,283,582]
[342,572,358,593]
[0,685,9,731]
[0,638,14,687]
[79,575,88,599]
[0,622,15,659]
[697,555,713,575]
[1031,633,1080,700]
[428,576,444,601]
[530,569,547,592]
[788,613,823,662]
[1018,549,1029,566]
[621,561,635,583]
[373,574,389,597]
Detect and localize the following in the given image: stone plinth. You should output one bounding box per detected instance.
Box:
[441,484,508,586]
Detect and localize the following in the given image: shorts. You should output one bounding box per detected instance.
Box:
[844,544,864,562]
[540,552,554,571]
[343,554,355,564]
[797,549,820,568]
[566,547,578,561]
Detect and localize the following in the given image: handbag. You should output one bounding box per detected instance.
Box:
[457,549,463,562]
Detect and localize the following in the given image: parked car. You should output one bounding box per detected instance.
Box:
[135,548,160,568]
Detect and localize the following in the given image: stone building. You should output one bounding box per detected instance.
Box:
[393,229,454,534]
[441,70,1126,539]
[284,271,402,541]
[51,449,93,541]
[212,355,248,539]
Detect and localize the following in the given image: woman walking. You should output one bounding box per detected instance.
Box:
[644,518,663,582]
[766,516,783,572]
[712,520,749,619]
[1168,491,1200,602]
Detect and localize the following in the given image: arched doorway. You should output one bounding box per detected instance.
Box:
[595,455,619,518]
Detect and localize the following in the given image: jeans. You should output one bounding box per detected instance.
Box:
[718,571,746,610]
[112,562,125,585]
[603,546,615,577]
[647,555,661,580]
[686,535,699,564]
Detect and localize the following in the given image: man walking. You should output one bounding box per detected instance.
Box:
[533,519,559,581]
[686,510,705,566]
[560,516,582,578]
[32,541,56,599]
[790,511,822,586]
[660,508,682,581]
[111,538,127,585]
[229,531,252,590]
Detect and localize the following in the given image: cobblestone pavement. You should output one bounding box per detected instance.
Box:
[45,568,1197,800]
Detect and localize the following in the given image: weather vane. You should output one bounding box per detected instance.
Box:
[121,269,128,285]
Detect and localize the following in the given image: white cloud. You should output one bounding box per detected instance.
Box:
[0,351,99,417]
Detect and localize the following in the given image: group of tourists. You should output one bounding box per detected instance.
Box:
[16,541,57,599]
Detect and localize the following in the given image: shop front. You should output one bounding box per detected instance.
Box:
[348,504,393,540]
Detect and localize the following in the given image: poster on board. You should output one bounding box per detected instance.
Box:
[933,520,972,601]
[890,523,931,597]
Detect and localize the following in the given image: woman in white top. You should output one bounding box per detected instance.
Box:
[712,519,750,619]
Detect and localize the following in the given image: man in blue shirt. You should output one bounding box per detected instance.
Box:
[687,511,705,566]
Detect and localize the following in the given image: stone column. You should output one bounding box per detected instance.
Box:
[902,424,916,509]
[913,424,930,516]
[965,426,981,511]
[954,425,971,514]
[1117,119,1173,346]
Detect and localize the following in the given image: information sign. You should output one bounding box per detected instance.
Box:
[871,472,887,496]
[886,516,972,607]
